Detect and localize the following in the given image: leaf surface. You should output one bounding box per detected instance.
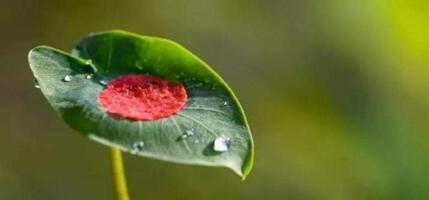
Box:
[28,30,253,178]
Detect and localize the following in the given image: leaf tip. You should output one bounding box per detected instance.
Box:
[229,137,254,180]
[241,145,254,180]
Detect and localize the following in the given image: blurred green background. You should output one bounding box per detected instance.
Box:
[1,0,429,199]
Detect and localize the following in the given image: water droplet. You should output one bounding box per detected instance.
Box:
[34,79,40,89]
[180,128,194,140]
[62,75,73,82]
[213,136,231,152]
[185,129,194,136]
[99,79,108,85]
[223,101,228,106]
[85,74,93,80]
[131,141,144,154]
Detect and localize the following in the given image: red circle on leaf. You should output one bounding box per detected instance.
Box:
[97,74,187,121]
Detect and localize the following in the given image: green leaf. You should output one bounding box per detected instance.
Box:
[28,30,254,178]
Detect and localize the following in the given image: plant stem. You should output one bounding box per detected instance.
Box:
[110,147,130,200]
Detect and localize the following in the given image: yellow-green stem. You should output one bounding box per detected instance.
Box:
[110,147,130,200]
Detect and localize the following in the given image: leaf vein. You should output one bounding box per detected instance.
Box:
[184,107,229,115]
[170,117,192,152]
[175,113,218,137]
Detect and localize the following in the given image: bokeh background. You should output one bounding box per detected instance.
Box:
[1,0,429,199]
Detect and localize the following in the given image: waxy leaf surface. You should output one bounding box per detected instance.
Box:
[28,30,253,178]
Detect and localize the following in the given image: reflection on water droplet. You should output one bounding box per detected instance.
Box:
[213,136,231,152]
[131,141,144,154]
[85,74,93,79]
[63,75,73,82]
[99,79,108,85]
[223,101,228,106]
[34,79,40,89]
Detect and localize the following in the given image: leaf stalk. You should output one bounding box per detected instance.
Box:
[110,147,130,200]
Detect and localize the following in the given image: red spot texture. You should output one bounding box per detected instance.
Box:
[97,74,187,121]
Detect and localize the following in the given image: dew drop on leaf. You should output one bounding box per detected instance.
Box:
[62,75,73,82]
[85,74,93,80]
[213,136,231,152]
[131,141,144,154]
[185,129,194,136]
[99,79,108,86]
[180,128,194,140]
[34,79,40,89]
